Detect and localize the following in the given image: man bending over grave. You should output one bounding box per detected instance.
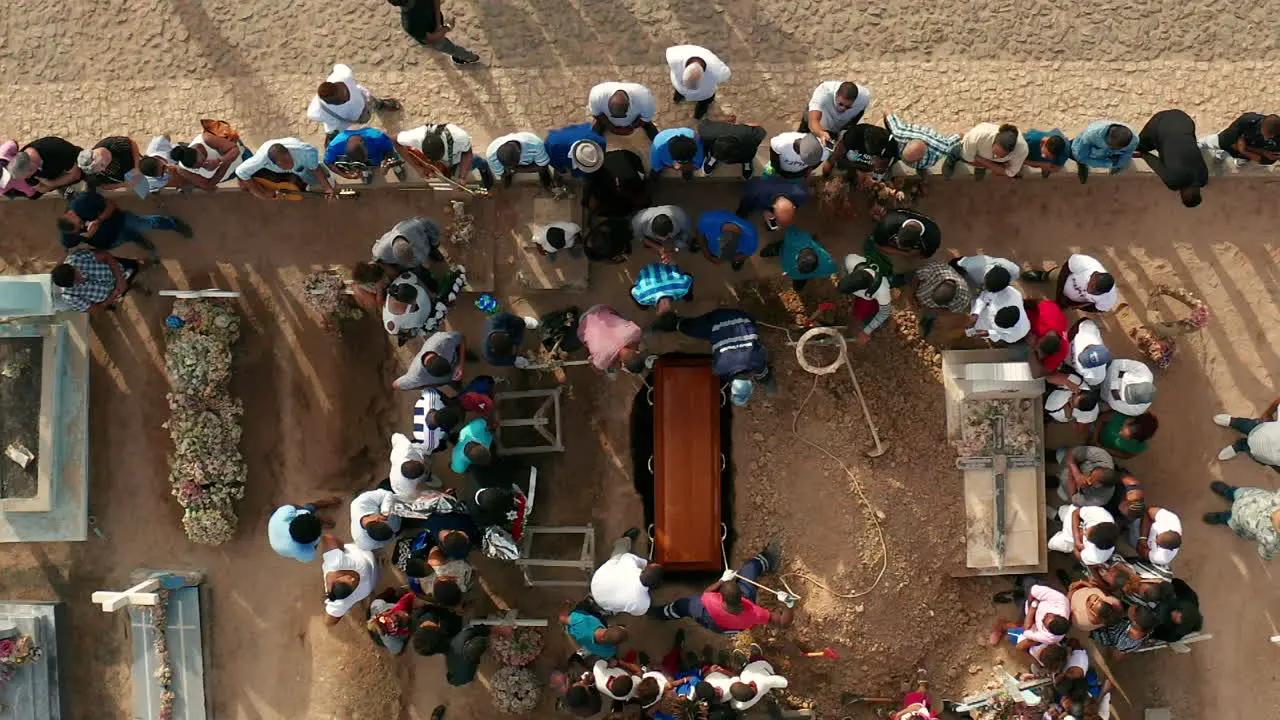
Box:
[320,535,379,625]
[649,539,793,633]
[656,307,775,406]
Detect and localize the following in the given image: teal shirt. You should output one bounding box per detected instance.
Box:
[450,419,495,474]
[781,227,838,280]
[567,610,616,658]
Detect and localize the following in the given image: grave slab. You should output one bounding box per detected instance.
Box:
[0,601,64,720]
[129,586,207,720]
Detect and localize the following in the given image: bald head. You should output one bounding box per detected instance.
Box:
[682,60,705,90]
[902,139,927,165]
[608,90,631,118]
[772,196,797,226]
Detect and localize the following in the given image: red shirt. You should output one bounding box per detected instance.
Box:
[1026,300,1069,371]
[701,591,772,631]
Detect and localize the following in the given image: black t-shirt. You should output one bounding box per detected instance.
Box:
[62,190,125,250]
[698,119,766,164]
[1216,112,1279,162]
[871,209,941,258]
[1137,110,1208,190]
[584,150,649,218]
[22,136,82,181]
[841,123,899,162]
[445,625,490,686]
[87,136,135,187]
[411,603,463,638]
[400,0,440,40]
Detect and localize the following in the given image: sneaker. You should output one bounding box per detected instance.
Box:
[430,706,446,720]
[1213,413,1231,427]
[452,55,481,66]
[1076,163,1089,184]
[1210,480,1233,498]
[731,258,746,271]
[942,157,958,179]
[918,313,937,337]
[1109,166,1124,175]
[1217,445,1238,461]
[1202,511,1230,526]
[741,159,753,179]
[172,218,194,238]
[1020,269,1052,283]
[673,628,686,650]
[523,316,541,330]
[1040,168,1051,179]
[703,157,718,175]
[973,166,987,181]
[393,164,408,182]
[622,527,642,543]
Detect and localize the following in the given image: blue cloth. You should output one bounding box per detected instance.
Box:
[650,128,704,172]
[324,127,397,164]
[1071,121,1138,168]
[267,505,319,562]
[544,123,607,175]
[450,418,495,474]
[1024,129,1070,166]
[737,177,810,216]
[631,263,693,306]
[653,670,703,719]
[482,312,526,366]
[676,309,768,379]
[567,610,616,658]
[698,210,759,259]
[779,227,837,280]
[1005,627,1024,644]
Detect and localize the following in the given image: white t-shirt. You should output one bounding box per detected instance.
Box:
[1068,319,1109,387]
[1104,359,1153,416]
[1147,508,1182,566]
[842,253,892,304]
[640,671,670,708]
[1046,375,1100,424]
[306,64,369,134]
[1075,505,1116,565]
[666,45,731,102]
[389,432,432,500]
[806,80,873,132]
[413,388,448,452]
[955,255,1020,290]
[322,544,378,618]
[589,552,651,615]
[1066,648,1089,673]
[730,660,789,711]
[397,124,473,167]
[702,671,735,702]
[972,286,1030,343]
[533,221,582,254]
[769,132,826,173]
[588,82,658,127]
[382,272,433,336]
[593,660,637,701]
[350,489,401,551]
[960,122,1029,176]
[188,132,244,182]
[1062,254,1118,311]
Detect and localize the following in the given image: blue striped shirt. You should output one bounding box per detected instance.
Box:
[885,114,961,170]
[631,263,693,306]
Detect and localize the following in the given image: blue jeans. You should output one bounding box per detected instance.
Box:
[648,553,772,631]
[1229,417,1262,455]
[112,212,182,258]
[458,156,496,188]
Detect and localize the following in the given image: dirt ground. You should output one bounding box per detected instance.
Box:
[0,176,1278,719]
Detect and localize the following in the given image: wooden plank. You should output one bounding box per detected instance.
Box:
[653,357,722,571]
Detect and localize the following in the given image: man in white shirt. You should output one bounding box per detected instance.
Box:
[1045,375,1101,426]
[398,123,495,189]
[635,670,671,709]
[729,659,789,711]
[530,221,584,260]
[1105,359,1155,415]
[666,45,731,119]
[768,132,825,178]
[1138,506,1182,566]
[306,64,401,139]
[350,488,402,551]
[485,132,552,189]
[803,80,873,146]
[969,286,1030,343]
[953,255,1019,294]
[1067,319,1111,386]
[588,82,660,139]
[944,122,1029,179]
[320,536,378,624]
[839,253,892,344]
[235,137,338,200]
[700,668,735,703]
[590,528,664,615]
[389,432,436,499]
[632,205,693,252]
[1048,505,1119,567]
[592,658,638,702]
[1213,397,1280,466]
[1027,253,1118,312]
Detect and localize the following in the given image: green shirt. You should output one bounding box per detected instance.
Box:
[1101,413,1147,456]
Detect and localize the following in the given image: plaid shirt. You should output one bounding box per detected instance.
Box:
[61,249,118,311]
[885,114,961,170]
[914,262,971,313]
[631,263,693,306]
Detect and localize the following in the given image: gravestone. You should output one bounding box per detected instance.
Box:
[129,586,207,720]
[0,601,63,720]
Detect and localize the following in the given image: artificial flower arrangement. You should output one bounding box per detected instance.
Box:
[163,300,245,545]
[0,631,42,692]
[488,626,545,713]
[296,268,364,333]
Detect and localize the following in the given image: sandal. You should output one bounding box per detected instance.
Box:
[380,98,403,112]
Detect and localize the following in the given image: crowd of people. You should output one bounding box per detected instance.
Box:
[6,21,1280,718]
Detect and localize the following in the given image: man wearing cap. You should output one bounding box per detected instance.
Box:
[588,82,660,139]
[768,132,825,179]
[650,127,704,181]
[666,45,731,120]
[969,285,1030,344]
[735,177,810,228]
[1104,359,1155,416]
[1066,318,1112,387]
[803,81,874,147]
[661,309,774,406]
[632,205,693,253]
[698,118,767,179]
[485,132,552,189]
[1212,397,1280,468]
[1023,253,1119,313]
[3,136,84,198]
[943,122,1028,180]
[1071,120,1139,183]
[885,114,961,176]
[868,209,941,260]
[372,217,446,269]
[839,253,892,345]
[1135,109,1208,208]
[544,124,607,180]
[695,210,759,271]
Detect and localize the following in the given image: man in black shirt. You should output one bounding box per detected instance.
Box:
[1206,111,1280,165]
[58,189,192,261]
[826,123,900,179]
[581,149,650,219]
[1135,109,1208,208]
[78,136,140,191]
[3,137,83,197]
[387,0,480,65]
[698,118,766,178]
[867,208,941,260]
